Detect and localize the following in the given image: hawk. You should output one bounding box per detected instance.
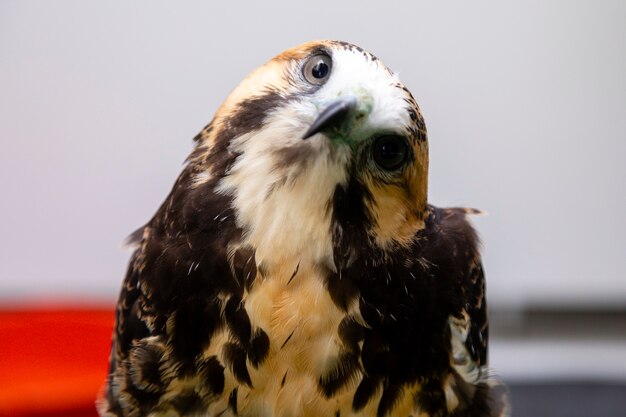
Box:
[100,40,508,417]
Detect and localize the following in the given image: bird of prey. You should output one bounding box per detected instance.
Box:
[100,40,508,417]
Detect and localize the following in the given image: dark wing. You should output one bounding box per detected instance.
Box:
[435,207,509,417]
[464,258,488,367]
[100,243,153,416]
[430,207,488,372]
[99,158,254,416]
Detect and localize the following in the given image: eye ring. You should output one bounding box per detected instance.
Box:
[302,53,332,85]
[372,135,410,171]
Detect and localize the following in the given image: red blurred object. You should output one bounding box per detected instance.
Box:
[0,302,114,417]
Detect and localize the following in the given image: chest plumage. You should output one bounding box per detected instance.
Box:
[99,40,508,417]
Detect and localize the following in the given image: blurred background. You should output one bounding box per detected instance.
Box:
[1,1,625,416]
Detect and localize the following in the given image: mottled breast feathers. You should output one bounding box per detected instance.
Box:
[100,40,508,417]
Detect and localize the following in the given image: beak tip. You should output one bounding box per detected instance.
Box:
[302,129,315,140]
[302,96,358,141]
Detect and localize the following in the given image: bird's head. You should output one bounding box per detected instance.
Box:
[191,41,428,267]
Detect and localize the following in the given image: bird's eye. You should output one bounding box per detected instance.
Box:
[372,135,410,171]
[302,54,332,85]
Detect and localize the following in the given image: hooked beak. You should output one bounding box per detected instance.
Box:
[302,96,358,139]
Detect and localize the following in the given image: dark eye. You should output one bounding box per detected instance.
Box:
[302,54,332,85]
[372,135,410,171]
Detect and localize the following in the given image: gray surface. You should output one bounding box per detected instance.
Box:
[488,308,626,382]
[508,382,626,417]
[1,2,625,307]
[490,308,626,340]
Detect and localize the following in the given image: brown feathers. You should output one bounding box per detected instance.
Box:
[100,40,506,417]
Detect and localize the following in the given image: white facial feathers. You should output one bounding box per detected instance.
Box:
[211,42,422,264]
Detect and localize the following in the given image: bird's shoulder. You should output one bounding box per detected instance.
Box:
[419,205,483,265]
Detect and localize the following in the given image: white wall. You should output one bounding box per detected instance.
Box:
[1,0,625,308]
